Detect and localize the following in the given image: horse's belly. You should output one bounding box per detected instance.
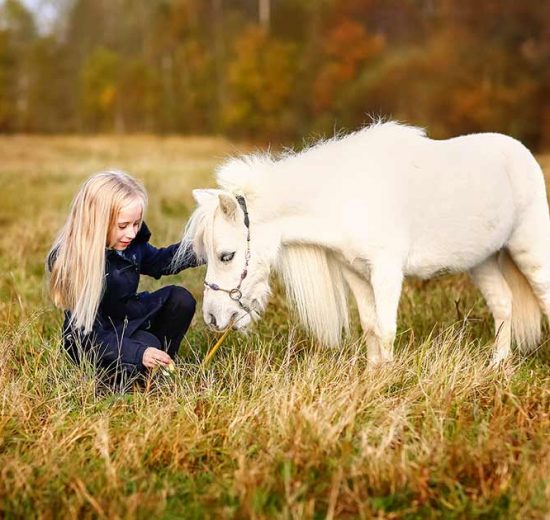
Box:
[404,214,514,278]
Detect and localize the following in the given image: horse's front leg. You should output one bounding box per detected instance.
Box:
[342,261,403,364]
[368,260,404,364]
[341,266,380,362]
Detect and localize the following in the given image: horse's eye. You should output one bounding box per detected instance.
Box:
[220,252,235,263]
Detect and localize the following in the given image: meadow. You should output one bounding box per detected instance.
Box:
[0,136,548,519]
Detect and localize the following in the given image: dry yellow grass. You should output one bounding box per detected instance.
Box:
[0,137,548,519]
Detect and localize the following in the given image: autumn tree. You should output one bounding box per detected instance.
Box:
[0,0,35,131]
[223,26,298,139]
[0,0,547,148]
[311,18,384,132]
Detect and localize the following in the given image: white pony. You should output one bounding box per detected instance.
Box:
[176,122,550,364]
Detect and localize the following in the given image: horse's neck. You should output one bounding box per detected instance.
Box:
[277,215,342,247]
[250,180,342,263]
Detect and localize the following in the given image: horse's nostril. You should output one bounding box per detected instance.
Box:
[230,311,239,324]
[209,313,217,327]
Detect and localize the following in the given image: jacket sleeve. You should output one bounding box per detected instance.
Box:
[140,242,201,279]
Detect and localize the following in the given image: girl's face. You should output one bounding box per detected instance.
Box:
[108,199,143,250]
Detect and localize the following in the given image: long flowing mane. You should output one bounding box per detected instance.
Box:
[176,199,216,267]
[276,244,349,346]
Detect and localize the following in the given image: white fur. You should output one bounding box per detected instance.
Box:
[277,245,349,347]
[178,122,550,364]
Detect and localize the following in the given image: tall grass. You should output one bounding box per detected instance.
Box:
[0,136,548,519]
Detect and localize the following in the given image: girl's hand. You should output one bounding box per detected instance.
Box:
[142,347,172,369]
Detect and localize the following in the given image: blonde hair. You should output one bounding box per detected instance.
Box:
[48,171,147,333]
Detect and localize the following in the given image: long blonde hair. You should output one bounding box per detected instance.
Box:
[48,171,148,333]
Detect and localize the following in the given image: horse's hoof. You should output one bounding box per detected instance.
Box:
[368,356,393,368]
[489,353,509,368]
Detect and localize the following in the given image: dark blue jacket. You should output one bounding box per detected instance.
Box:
[60,223,198,371]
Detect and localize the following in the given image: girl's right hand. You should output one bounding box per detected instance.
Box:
[142,347,172,369]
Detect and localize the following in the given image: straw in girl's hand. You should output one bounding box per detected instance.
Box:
[161,361,176,377]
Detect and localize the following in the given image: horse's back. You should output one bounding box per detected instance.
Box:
[416,132,544,215]
[401,132,545,276]
[286,126,546,276]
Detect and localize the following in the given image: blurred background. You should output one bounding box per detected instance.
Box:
[1,0,550,149]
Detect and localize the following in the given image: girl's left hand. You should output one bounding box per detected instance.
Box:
[142,347,172,369]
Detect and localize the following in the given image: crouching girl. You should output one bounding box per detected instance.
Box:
[47,170,199,386]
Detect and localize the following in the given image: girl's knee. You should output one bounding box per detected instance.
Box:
[167,285,196,316]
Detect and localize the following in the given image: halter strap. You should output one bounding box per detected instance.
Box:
[204,194,252,314]
[235,195,250,228]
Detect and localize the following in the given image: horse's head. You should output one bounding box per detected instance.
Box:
[188,189,272,331]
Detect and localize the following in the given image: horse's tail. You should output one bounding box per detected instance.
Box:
[499,249,542,351]
[276,245,348,347]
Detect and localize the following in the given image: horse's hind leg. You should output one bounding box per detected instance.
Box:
[469,254,513,364]
[500,213,548,353]
[342,266,382,363]
[506,210,550,318]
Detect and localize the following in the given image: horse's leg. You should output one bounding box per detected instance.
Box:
[498,215,549,354]
[341,266,380,362]
[506,209,550,318]
[469,254,513,365]
[368,260,404,363]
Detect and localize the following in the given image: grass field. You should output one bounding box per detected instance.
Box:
[0,136,549,519]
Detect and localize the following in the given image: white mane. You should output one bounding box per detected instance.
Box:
[216,154,273,199]
[216,121,425,199]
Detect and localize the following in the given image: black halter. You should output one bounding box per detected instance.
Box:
[204,195,252,313]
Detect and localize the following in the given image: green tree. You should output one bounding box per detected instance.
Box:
[118,58,161,132]
[80,46,123,131]
[0,0,36,131]
[0,29,17,131]
[24,37,73,132]
[223,26,298,139]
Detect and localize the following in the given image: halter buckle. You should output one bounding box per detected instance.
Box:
[229,288,243,301]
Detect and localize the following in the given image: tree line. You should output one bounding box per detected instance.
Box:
[1,0,549,149]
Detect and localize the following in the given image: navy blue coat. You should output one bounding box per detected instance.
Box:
[61,223,198,371]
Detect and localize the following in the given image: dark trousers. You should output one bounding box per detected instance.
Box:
[106,286,195,391]
[146,285,196,358]
[64,286,196,391]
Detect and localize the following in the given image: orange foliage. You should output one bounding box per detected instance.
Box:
[313,20,384,113]
[1,0,549,147]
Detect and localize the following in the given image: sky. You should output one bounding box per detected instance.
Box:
[18,0,60,33]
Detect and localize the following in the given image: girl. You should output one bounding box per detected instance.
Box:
[47,170,199,383]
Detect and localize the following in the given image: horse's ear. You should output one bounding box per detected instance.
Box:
[218,193,238,220]
[193,189,219,205]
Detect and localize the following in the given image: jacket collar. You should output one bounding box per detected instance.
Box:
[135,222,152,243]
